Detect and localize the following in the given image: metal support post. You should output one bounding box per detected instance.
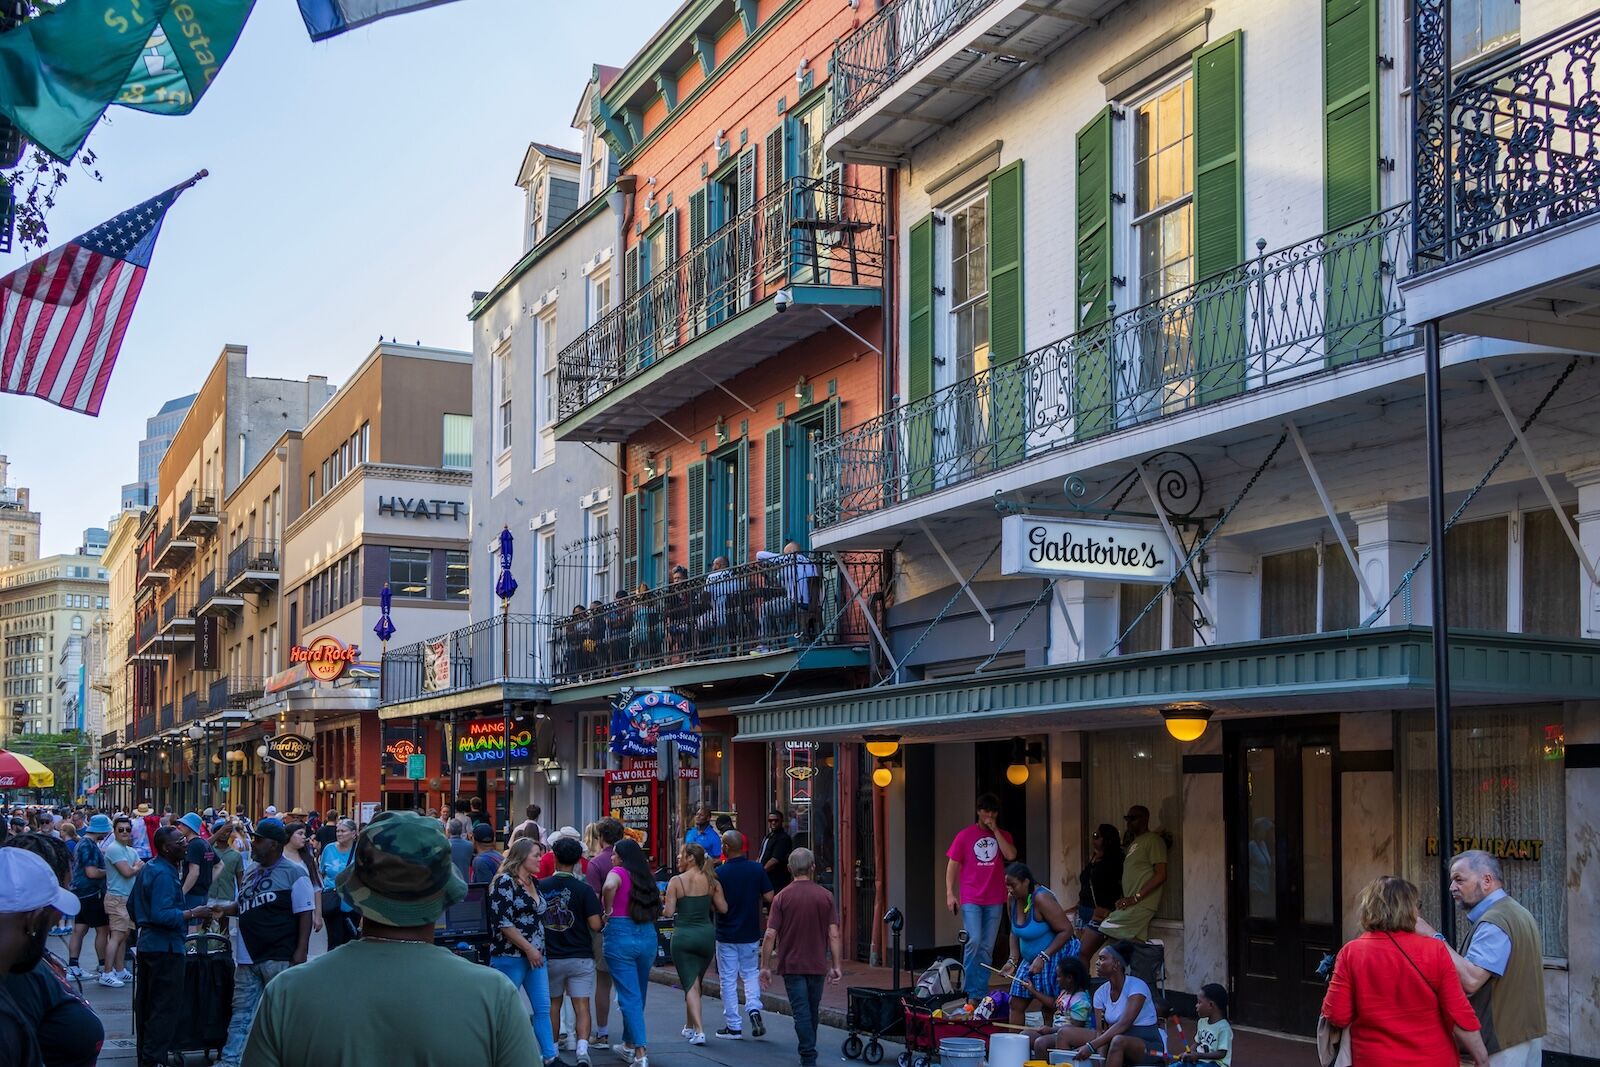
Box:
[1424,320,1456,942]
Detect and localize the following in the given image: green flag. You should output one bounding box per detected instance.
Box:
[0,0,254,162]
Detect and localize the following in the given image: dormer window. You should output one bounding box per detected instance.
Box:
[586,131,607,200]
[531,181,547,243]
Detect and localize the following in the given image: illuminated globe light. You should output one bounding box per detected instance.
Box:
[1161,703,1213,742]
[1005,762,1030,786]
[872,766,893,788]
[864,735,900,759]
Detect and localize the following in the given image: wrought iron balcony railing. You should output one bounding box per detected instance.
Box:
[159,702,173,731]
[178,489,218,536]
[227,675,264,708]
[557,175,884,423]
[380,615,544,706]
[226,538,279,586]
[829,0,997,130]
[208,675,230,711]
[197,571,215,607]
[136,613,159,650]
[815,205,1413,528]
[180,692,199,722]
[548,551,887,686]
[1414,9,1600,269]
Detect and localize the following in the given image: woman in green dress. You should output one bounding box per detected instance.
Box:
[663,841,727,1044]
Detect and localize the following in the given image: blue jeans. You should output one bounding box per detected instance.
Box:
[603,917,657,1047]
[220,959,291,1066]
[491,954,559,1060]
[959,903,1003,1002]
[784,973,825,1066]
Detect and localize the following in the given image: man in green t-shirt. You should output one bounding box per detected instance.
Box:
[1080,806,1169,960]
[240,810,536,1067]
[207,820,244,922]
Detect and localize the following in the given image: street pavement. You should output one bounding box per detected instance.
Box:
[62,926,836,1066]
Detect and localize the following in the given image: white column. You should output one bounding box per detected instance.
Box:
[1350,503,1431,625]
[1202,545,1259,644]
[1047,579,1118,664]
[1567,466,1600,639]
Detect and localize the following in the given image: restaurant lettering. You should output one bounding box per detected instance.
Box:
[1000,515,1174,583]
[1425,835,1545,862]
[378,496,465,521]
[289,636,360,682]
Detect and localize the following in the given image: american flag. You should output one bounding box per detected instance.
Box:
[0,176,200,416]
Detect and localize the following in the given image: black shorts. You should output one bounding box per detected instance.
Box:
[73,894,108,928]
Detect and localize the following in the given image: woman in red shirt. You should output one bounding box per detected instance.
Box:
[1322,876,1488,1066]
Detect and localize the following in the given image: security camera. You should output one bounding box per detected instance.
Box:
[775,288,793,313]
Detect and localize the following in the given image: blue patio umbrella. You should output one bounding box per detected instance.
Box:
[374,582,396,643]
[495,526,518,602]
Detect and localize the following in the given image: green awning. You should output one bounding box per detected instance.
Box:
[731,627,1600,741]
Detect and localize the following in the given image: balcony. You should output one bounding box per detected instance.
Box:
[153,517,196,568]
[1405,9,1600,351]
[225,538,279,595]
[180,692,199,723]
[159,702,173,731]
[548,551,888,699]
[556,176,884,442]
[177,490,219,539]
[827,0,1122,164]
[226,675,265,709]
[379,615,546,717]
[815,205,1412,534]
[159,593,194,634]
[137,553,169,589]
[208,676,230,711]
[195,570,243,618]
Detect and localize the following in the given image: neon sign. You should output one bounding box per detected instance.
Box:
[456,718,533,767]
[289,636,360,682]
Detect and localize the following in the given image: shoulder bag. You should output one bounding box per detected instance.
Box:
[1317,945,1354,1067]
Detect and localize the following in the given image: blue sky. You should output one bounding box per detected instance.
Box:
[0,0,670,554]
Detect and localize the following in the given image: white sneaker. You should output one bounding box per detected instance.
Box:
[97,972,124,988]
[689,1031,706,1046]
[65,965,84,981]
[619,1043,635,1061]
[117,969,132,982]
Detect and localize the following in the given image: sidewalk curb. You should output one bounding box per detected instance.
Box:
[648,966,850,1031]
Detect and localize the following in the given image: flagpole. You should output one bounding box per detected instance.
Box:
[180,169,210,189]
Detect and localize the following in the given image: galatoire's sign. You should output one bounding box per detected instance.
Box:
[288,635,360,682]
[1000,514,1175,584]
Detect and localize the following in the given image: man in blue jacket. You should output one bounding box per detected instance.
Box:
[130,826,210,1067]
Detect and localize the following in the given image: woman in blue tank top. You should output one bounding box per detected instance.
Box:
[1002,862,1079,1026]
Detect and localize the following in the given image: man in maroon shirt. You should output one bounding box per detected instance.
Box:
[759,848,841,1067]
[584,818,625,1050]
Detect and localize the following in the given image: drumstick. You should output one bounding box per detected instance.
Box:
[982,961,1040,996]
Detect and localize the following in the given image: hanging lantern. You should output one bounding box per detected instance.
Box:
[1161,703,1213,743]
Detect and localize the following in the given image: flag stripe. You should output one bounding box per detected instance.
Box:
[3,253,66,391]
[63,259,129,408]
[34,252,109,401]
[83,269,145,415]
[49,258,122,408]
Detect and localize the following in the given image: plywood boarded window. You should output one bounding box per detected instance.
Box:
[1446,517,1507,630]
[1521,508,1579,637]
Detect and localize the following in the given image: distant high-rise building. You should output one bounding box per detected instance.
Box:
[79,528,108,556]
[0,455,40,566]
[120,393,197,509]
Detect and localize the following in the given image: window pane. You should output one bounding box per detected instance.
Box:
[1521,509,1579,637]
[445,551,470,600]
[1245,746,1276,919]
[389,549,431,598]
[1118,582,1164,653]
[1301,744,1336,925]
[442,414,472,470]
[1260,548,1318,638]
[1087,729,1183,921]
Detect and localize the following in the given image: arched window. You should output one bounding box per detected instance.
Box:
[71,615,83,631]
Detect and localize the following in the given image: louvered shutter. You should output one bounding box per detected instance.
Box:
[734,438,750,563]
[906,214,935,496]
[813,398,841,540]
[621,492,640,593]
[764,125,788,278]
[1324,0,1382,366]
[660,209,680,352]
[624,244,640,298]
[657,474,671,588]
[1193,31,1246,401]
[689,188,708,335]
[988,161,1025,467]
[737,147,758,306]
[1074,108,1114,440]
[764,425,787,553]
[686,461,707,577]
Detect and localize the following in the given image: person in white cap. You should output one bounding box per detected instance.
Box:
[0,848,82,1067]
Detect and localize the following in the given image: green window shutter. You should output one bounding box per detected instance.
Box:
[764,125,786,195]
[734,438,750,563]
[660,209,680,352]
[624,245,640,299]
[1324,0,1382,366]
[764,424,787,553]
[1193,31,1246,402]
[689,188,709,335]
[686,461,707,577]
[622,492,640,593]
[988,161,1026,467]
[1074,108,1114,440]
[657,474,671,587]
[906,214,935,496]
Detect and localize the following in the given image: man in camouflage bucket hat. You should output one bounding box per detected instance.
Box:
[239,812,537,1067]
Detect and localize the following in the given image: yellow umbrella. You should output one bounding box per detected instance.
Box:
[0,749,55,789]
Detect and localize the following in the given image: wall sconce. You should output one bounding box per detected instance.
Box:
[1161,703,1213,742]
[864,735,899,759]
[255,744,269,760]
[795,57,810,89]
[338,778,348,790]
[872,765,893,788]
[870,749,902,789]
[644,451,658,479]
[317,779,327,791]
[794,375,809,402]
[1005,737,1044,786]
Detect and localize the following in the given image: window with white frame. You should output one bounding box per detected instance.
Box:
[494,342,512,455]
[1131,76,1194,390]
[585,131,608,201]
[587,506,611,602]
[539,529,556,618]
[944,192,990,387]
[442,414,472,470]
[588,268,612,327]
[1452,0,1518,63]
[578,710,608,774]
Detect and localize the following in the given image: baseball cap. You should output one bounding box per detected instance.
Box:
[264,805,279,817]
[472,823,495,844]
[211,819,229,835]
[336,810,465,927]
[0,849,80,918]
[548,825,582,844]
[253,818,289,844]
[178,813,204,835]
[86,814,113,834]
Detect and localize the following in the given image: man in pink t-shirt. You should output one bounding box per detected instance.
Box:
[944,793,1017,1006]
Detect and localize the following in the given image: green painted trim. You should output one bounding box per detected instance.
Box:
[377,681,550,720]
[553,284,880,438]
[603,0,730,111]
[735,0,757,35]
[731,628,1600,739]
[547,646,868,705]
[467,193,612,322]
[695,33,716,76]
[656,69,679,112]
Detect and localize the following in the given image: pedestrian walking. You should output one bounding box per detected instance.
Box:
[130,826,212,1067]
[0,848,83,1067]
[176,813,216,932]
[212,818,316,1067]
[601,837,663,1067]
[714,827,773,1039]
[238,810,537,1065]
[585,817,625,1051]
[539,835,604,1067]
[473,822,507,883]
[758,847,841,1067]
[64,814,111,982]
[100,816,143,986]
[663,841,727,1044]
[943,793,1016,1010]
[317,819,359,950]
[282,822,323,936]
[208,819,244,934]
[1415,850,1546,1066]
[488,837,561,1063]
[447,816,473,882]
[1322,875,1488,1067]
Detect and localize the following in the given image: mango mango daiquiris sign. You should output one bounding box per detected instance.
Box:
[1000,514,1175,583]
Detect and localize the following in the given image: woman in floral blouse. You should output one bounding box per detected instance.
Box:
[489,837,560,1064]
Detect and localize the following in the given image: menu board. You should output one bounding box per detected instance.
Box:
[604,768,656,848]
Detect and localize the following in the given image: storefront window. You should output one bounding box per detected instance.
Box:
[1086,729,1184,921]
[578,711,609,775]
[1401,707,1565,956]
[769,741,838,893]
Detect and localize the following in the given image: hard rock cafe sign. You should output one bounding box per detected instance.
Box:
[289,635,360,682]
[266,733,314,765]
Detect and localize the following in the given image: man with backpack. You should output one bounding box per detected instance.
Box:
[64,813,111,981]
